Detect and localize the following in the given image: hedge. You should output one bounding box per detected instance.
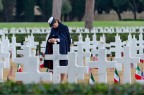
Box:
[0,81,144,95]
[6,33,141,44]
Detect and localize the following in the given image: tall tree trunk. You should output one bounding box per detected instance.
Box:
[85,0,95,31]
[52,0,62,20]
[128,0,137,20]
[115,10,122,21]
[133,7,137,20]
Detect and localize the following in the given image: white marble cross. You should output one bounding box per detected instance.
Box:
[137,33,144,54]
[110,34,123,71]
[110,34,123,57]
[10,34,21,61]
[131,36,142,58]
[56,52,89,83]
[91,33,97,44]
[14,46,31,71]
[83,35,93,66]
[84,35,91,52]
[29,34,39,47]
[77,43,90,80]
[89,48,117,83]
[114,45,140,84]
[77,43,91,66]
[1,35,10,68]
[74,33,83,45]
[15,56,52,84]
[0,41,10,68]
[0,61,4,82]
[45,44,68,84]
[127,33,132,45]
[40,41,46,53]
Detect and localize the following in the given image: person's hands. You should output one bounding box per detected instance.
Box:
[48,38,57,43]
[48,39,52,43]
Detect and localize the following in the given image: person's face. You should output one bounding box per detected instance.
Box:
[52,21,58,28]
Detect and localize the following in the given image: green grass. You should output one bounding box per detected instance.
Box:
[0,21,144,28]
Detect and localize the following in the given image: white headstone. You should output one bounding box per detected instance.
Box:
[10,34,21,61]
[89,48,117,83]
[56,52,89,83]
[110,34,123,71]
[45,44,68,84]
[15,56,52,84]
[77,43,90,79]
[114,45,140,84]
[40,41,46,53]
[14,46,31,71]
[137,32,144,54]
[74,33,83,45]
[83,35,92,66]
[91,33,98,45]
[0,40,10,68]
[29,34,39,48]
[2,36,10,68]
[0,61,4,82]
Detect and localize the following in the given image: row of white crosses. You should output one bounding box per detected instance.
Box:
[74,33,144,57]
[0,34,141,83]
[9,28,51,34]
[39,32,144,83]
[14,42,141,84]
[0,29,143,83]
[114,44,140,84]
[73,33,143,74]
[1,27,144,34]
[14,44,89,84]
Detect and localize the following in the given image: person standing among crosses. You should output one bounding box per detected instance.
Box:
[44,17,71,82]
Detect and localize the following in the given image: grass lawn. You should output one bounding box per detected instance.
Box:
[0,21,144,28]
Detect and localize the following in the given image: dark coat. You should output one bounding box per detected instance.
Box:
[44,22,71,69]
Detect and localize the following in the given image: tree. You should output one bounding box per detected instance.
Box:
[112,0,128,20]
[0,0,3,12]
[52,0,62,20]
[95,0,113,14]
[23,0,35,22]
[61,0,72,21]
[127,0,142,20]
[38,0,52,21]
[137,0,144,13]
[15,0,25,21]
[16,0,35,22]
[2,0,15,22]
[70,0,86,21]
[85,0,95,30]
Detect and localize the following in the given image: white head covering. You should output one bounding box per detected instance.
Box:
[48,17,56,27]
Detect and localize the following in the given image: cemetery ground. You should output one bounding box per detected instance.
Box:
[0,22,144,84]
[1,21,144,28]
[3,57,143,84]
[1,22,144,94]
